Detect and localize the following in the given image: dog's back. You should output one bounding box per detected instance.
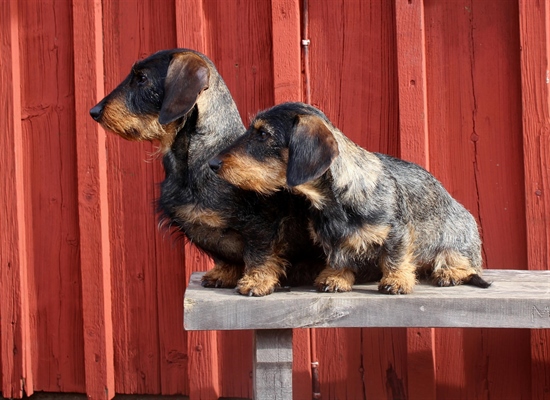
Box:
[374,153,483,270]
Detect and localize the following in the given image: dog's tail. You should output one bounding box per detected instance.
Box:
[466,273,492,288]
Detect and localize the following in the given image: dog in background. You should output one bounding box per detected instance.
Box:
[90,51,323,296]
[209,102,491,294]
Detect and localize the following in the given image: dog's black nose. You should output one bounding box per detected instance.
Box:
[209,157,223,172]
[89,104,103,121]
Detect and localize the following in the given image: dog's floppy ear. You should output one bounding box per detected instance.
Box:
[158,52,210,125]
[287,114,339,187]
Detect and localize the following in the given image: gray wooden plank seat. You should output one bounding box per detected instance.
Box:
[184,269,550,399]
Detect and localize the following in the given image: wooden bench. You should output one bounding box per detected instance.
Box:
[184,269,550,399]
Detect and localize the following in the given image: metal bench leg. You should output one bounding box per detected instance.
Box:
[253,329,293,400]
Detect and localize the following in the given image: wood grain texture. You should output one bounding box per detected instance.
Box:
[253,330,293,400]
[2,1,549,398]
[271,0,302,103]
[71,0,115,398]
[101,0,182,395]
[519,0,550,398]
[395,0,429,167]
[190,2,275,398]
[424,2,530,398]
[0,0,34,397]
[185,270,550,330]
[395,1,436,399]
[18,0,85,392]
[307,1,401,397]
[270,2,313,399]
[174,1,215,398]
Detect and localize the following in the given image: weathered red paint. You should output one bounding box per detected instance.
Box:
[72,0,115,398]
[0,0,33,397]
[0,1,548,399]
[519,0,550,397]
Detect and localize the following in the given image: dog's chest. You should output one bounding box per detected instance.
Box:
[181,217,245,264]
[159,153,246,262]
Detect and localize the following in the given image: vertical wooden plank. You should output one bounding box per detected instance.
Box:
[253,330,293,400]
[149,5,188,394]
[519,0,550,398]
[270,1,313,399]
[136,1,181,395]
[462,1,530,397]
[18,0,86,392]
[362,329,407,400]
[405,328,435,400]
[184,1,276,398]
[206,0,275,122]
[102,1,156,394]
[271,0,302,103]
[519,0,550,274]
[175,2,220,398]
[308,1,402,398]
[101,1,179,394]
[308,0,400,155]
[71,0,115,398]
[395,0,429,165]
[394,1,436,399]
[425,1,530,398]
[0,0,34,397]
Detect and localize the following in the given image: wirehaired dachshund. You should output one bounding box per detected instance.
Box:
[209,102,491,294]
[90,51,323,296]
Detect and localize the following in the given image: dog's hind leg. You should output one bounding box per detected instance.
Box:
[201,259,244,288]
[430,250,491,288]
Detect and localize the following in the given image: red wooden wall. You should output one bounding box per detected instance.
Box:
[1,0,549,399]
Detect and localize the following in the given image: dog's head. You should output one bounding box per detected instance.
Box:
[209,102,339,195]
[89,49,210,150]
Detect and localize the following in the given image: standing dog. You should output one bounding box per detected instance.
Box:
[90,50,323,296]
[210,102,491,294]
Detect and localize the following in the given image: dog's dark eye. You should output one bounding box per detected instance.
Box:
[136,73,148,85]
[257,130,269,141]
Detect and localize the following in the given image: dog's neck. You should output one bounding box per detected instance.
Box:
[163,73,245,193]
[292,135,383,215]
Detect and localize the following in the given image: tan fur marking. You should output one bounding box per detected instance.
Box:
[307,220,321,244]
[378,248,418,294]
[341,224,391,255]
[175,204,226,227]
[237,255,288,296]
[253,119,266,131]
[430,250,478,286]
[218,153,287,195]
[201,262,243,288]
[314,267,355,293]
[100,95,180,152]
[292,183,327,209]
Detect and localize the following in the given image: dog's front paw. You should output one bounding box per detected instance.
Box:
[314,267,355,293]
[236,273,279,297]
[378,276,415,295]
[201,264,242,288]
